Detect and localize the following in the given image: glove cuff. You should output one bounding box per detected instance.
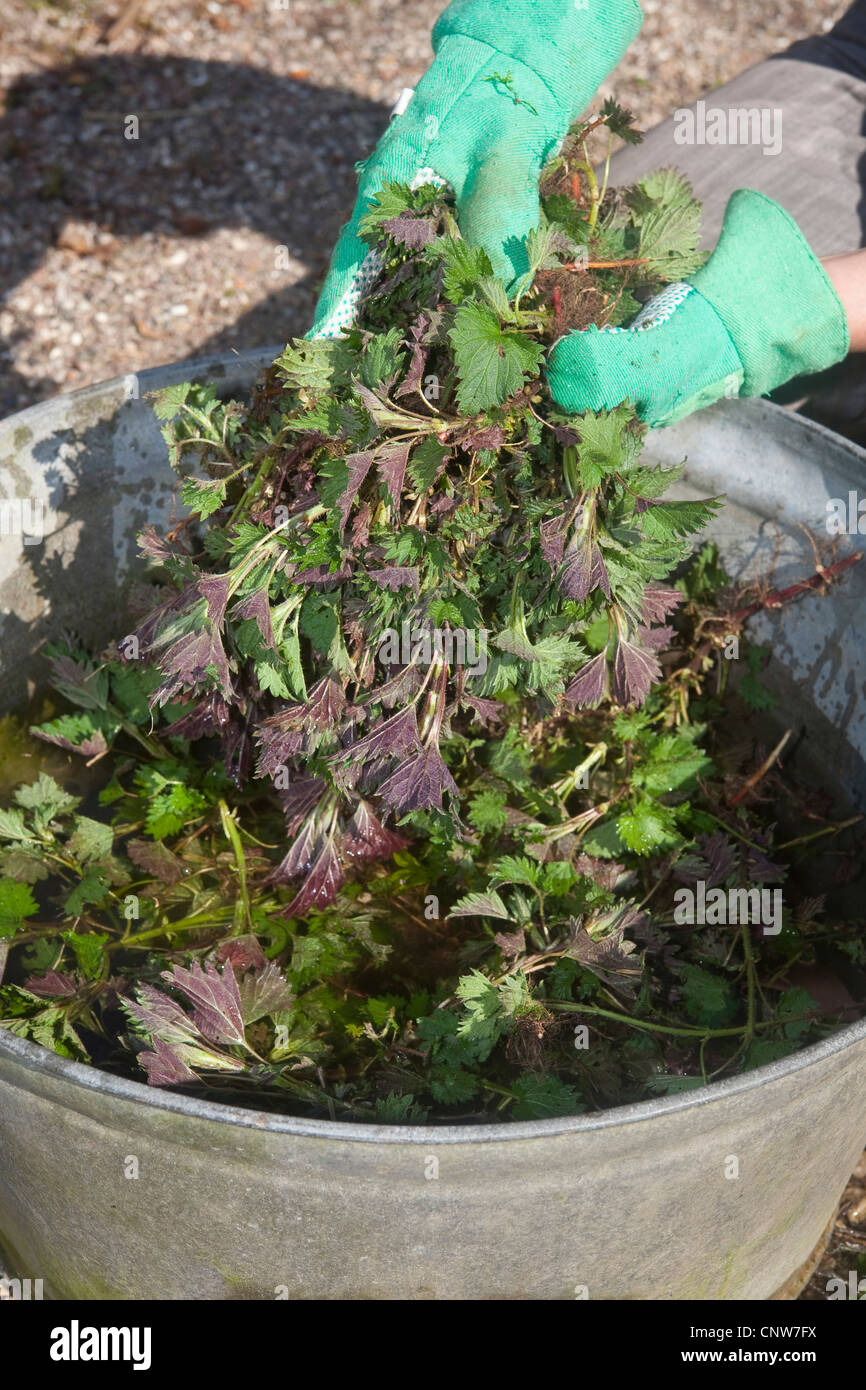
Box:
[432,0,643,119]
[691,190,850,398]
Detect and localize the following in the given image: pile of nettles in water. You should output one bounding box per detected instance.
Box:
[1,104,864,1123]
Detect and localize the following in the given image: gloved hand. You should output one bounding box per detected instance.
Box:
[547,189,850,427]
[309,0,643,338]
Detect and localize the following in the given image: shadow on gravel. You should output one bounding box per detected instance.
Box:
[0,53,392,412]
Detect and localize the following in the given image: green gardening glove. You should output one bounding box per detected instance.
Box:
[309,0,643,338]
[547,189,850,427]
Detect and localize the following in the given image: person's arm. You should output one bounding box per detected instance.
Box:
[309,0,643,338]
[823,250,866,352]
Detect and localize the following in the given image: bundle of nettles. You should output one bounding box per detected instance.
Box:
[1,105,864,1123]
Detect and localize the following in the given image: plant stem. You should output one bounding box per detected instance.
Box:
[218,798,252,932]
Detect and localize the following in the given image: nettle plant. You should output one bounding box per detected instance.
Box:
[2,105,864,1122]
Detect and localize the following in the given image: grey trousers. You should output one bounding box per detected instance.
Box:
[606,1,866,431]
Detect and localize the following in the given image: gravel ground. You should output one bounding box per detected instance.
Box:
[0,0,851,414]
[1,0,864,1304]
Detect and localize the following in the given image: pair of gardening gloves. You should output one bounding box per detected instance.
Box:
[309,0,849,427]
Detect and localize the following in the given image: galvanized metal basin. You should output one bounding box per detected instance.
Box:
[1,352,864,1300]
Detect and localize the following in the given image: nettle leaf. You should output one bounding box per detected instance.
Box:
[639,497,722,542]
[679,961,739,1028]
[14,774,80,822]
[237,961,295,1026]
[377,745,459,813]
[450,890,512,921]
[0,879,39,937]
[163,961,245,1045]
[66,816,114,865]
[617,799,679,856]
[437,237,495,302]
[511,1074,583,1121]
[0,807,31,842]
[63,930,109,980]
[449,302,543,413]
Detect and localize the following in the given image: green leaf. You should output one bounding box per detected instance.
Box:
[429,1065,479,1104]
[0,807,31,842]
[679,962,739,1028]
[775,987,818,1041]
[489,855,541,891]
[151,381,191,421]
[436,237,494,303]
[14,774,80,822]
[255,661,292,699]
[64,870,111,916]
[66,816,114,865]
[639,497,722,542]
[0,879,39,937]
[617,799,679,856]
[629,169,706,280]
[450,890,512,921]
[467,788,509,835]
[180,476,226,519]
[449,302,543,413]
[276,337,353,395]
[511,1073,583,1120]
[145,785,208,840]
[63,930,110,980]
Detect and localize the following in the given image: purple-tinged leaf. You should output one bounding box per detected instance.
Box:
[215,935,267,973]
[636,623,674,652]
[24,970,77,997]
[641,585,683,625]
[611,636,662,707]
[460,423,505,452]
[277,776,328,833]
[351,500,372,549]
[140,1037,199,1087]
[163,692,231,741]
[282,838,345,917]
[540,511,571,572]
[494,929,526,960]
[34,725,109,759]
[362,664,422,708]
[395,315,429,400]
[383,213,437,249]
[126,838,185,886]
[573,854,626,890]
[460,693,504,728]
[367,566,420,595]
[566,917,641,996]
[343,799,406,862]
[124,984,199,1044]
[162,961,245,1045]
[270,816,326,883]
[377,744,458,813]
[552,422,580,447]
[151,625,235,705]
[232,590,277,653]
[564,652,608,709]
[198,574,231,628]
[334,450,375,532]
[306,676,347,729]
[137,525,179,563]
[331,705,420,769]
[294,562,352,589]
[375,440,412,509]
